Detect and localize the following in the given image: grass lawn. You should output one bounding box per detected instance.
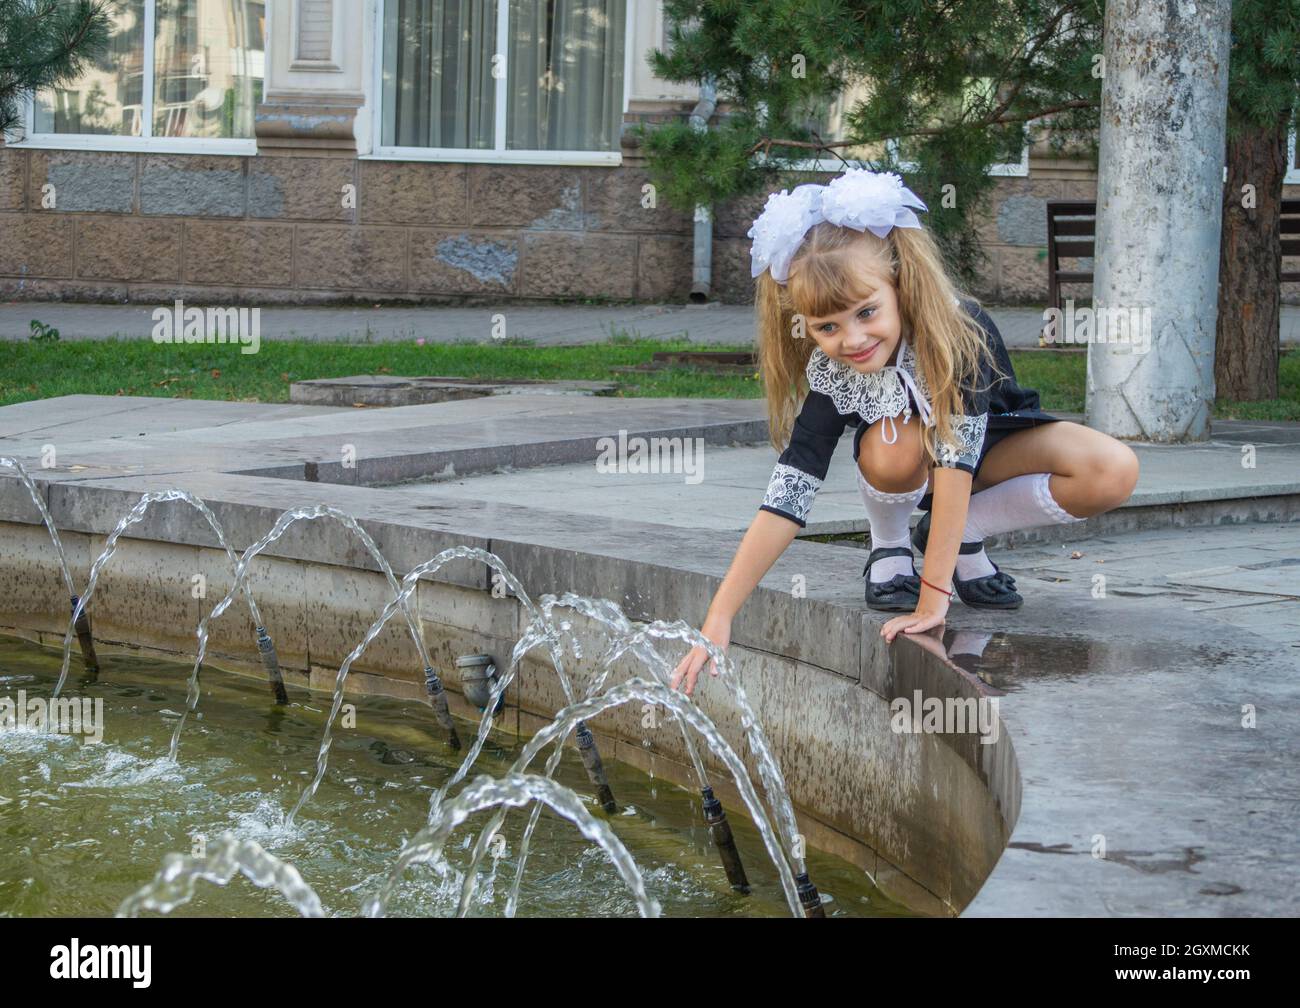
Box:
[1,337,1296,421]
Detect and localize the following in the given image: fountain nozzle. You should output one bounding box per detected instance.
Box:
[423,666,462,749]
[795,872,826,917]
[70,595,99,676]
[701,785,751,893]
[575,722,617,814]
[254,626,289,705]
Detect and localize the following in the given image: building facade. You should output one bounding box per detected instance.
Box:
[0,1,1286,308]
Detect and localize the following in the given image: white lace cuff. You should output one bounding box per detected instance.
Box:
[761,462,822,526]
[1032,471,1084,524]
[934,413,988,470]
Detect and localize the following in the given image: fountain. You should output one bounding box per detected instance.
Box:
[0,457,862,918]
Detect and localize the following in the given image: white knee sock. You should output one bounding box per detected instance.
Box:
[858,471,926,583]
[955,473,1083,580]
[954,546,998,581]
[966,472,1082,538]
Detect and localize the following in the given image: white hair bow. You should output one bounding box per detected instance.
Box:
[747,169,928,285]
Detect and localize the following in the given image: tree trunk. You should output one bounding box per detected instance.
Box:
[1215,112,1288,402]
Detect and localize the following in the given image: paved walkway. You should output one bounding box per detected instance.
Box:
[5,301,1300,348]
[397,410,1300,652]
[401,413,1300,531]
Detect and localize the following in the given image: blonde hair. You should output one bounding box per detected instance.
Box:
[756,220,994,465]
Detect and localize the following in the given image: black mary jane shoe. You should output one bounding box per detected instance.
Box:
[954,564,1023,610]
[862,546,922,612]
[911,512,1024,610]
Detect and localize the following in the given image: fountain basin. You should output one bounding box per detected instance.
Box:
[2,632,917,917]
[0,474,1018,916]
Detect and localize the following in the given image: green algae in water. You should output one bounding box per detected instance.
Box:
[0,634,912,918]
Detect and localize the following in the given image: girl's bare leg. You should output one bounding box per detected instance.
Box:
[855,416,929,491]
[854,416,932,590]
[972,421,1139,517]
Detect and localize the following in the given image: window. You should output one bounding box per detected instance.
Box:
[785,82,883,173]
[20,0,265,153]
[374,0,628,164]
[778,77,1030,178]
[883,78,1031,178]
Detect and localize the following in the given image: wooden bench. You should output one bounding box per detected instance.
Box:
[1283,199,1300,282]
[1045,200,1096,314]
[1046,197,1300,314]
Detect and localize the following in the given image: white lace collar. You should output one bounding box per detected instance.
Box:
[805,338,933,426]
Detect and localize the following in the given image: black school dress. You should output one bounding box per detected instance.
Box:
[758,299,1059,526]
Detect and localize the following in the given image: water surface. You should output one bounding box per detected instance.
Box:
[0,634,909,918]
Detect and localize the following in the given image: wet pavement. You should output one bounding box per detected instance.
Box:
[934,584,1300,917]
[979,522,1300,652]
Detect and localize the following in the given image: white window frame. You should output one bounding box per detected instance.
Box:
[766,83,1032,178]
[1286,128,1300,185]
[8,0,263,157]
[366,0,631,166]
[777,145,1029,177]
[881,137,1030,178]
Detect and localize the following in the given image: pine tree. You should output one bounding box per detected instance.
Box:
[0,0,112,137]
[642,1,1298,404]
[636,1,1105,285]
[1216,1,1300,402]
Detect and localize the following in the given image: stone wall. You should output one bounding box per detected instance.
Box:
[4,143,1297,307]
[0,147,699,306]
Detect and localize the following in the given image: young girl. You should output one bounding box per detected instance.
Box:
[671,169,1138,696]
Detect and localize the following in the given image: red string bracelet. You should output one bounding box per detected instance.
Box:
[920,575,954,598]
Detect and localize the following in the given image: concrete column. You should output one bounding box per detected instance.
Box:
[1086,0,1232,441]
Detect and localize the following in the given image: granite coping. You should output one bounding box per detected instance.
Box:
[0,468,873,677]
[288,374,619,408]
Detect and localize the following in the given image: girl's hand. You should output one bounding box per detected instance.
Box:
[670,613,731,698]
[880,587,950,643]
